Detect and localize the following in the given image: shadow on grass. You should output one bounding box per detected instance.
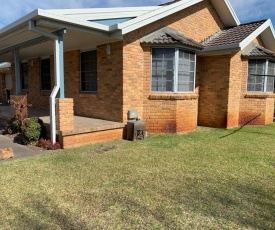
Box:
[165,179,275,229]
[0,195,90,229]
[220,114,261,139]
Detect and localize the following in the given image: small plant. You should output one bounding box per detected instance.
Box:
[37,138,61,150]
[5,116,20,134]
[21,117,45,145]
[9,95,31,128]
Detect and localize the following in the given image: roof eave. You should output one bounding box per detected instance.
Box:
[210,0,240,26]
[199,43,240,56]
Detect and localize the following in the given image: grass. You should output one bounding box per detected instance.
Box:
[0,125,275,229]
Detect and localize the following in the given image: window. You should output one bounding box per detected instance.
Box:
[81,50,97,92]
[151,48,196,92]
[21,63,28,90]
[40,59,51,91]
[247,59,275,92]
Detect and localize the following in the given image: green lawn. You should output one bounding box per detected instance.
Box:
[0,125,275,229]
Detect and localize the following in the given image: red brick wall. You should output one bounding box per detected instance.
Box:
[59,128,123,149]
[198,55,231,127]
[253,36,265,47]
[226,52,243,128]
[64,43,123,122]
[122,0,224,133]
[24,57,53,108]
[239,57,275,126]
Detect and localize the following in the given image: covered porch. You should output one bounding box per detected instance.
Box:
[0,8,125,148]
[0,102,124,148]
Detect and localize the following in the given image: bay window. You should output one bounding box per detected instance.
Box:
[151,48,196,93]
[247,59,275,92]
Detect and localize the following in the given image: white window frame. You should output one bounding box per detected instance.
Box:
[247,59,275,93]
[150,47,196,93]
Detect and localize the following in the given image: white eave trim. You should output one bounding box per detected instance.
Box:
[38,9,110,32]
[224,0,240,25]
[113,0,203,35]
[46,6,161,20]
[0,9,39,35]
[239,19,275,50]
[0,8,111,40]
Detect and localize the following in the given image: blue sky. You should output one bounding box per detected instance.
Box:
[0,0,274,29]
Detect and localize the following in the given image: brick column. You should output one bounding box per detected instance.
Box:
[56,98,74,131]
[10,95,28,118]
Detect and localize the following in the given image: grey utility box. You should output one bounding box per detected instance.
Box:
[127,121,146,141]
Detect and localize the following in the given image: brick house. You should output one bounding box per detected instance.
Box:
[0,0,274,147]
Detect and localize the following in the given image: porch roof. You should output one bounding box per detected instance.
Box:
[0,0,241,62]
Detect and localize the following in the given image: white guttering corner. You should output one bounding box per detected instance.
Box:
[113,0,203,35]
[28,20,60,144]
[239,20,274,50]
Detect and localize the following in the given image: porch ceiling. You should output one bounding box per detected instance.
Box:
[0,28,120,62]
[0,10,122,62]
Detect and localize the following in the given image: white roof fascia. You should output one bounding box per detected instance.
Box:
[38,10,110,32]
[113,0,203,35]
[239,20,275,50]
[46,6,161,20]
[0,9,39,35]
[223,0,240,25]
[210,0,240,26]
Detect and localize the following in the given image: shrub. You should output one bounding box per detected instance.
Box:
[21,117,45,145]
[37,138,61,150]
[5,116,20,134]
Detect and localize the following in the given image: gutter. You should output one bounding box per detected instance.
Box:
[28,20,65,144]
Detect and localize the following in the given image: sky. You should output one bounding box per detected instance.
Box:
[0,0,274,29]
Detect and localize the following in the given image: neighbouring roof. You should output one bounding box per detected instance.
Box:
[202,20,267,48]
[242,42,275,59]
[140,27,204,50]
[0,62,11,69]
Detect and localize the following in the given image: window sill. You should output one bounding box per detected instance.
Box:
[40,91,51,96]
[244,93,275,99]
[149,93,199,100]
[79,92,97,98]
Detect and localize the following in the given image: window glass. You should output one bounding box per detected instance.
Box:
[41,59,51,91]
[21,63,28,90]
[152,48,175,92]
[81,50,97,92]
[247,59,275,92]
[151,48,195,93]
